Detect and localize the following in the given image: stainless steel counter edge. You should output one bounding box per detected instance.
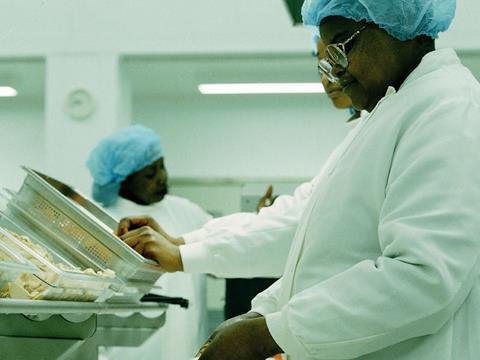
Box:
[0,299,167,315]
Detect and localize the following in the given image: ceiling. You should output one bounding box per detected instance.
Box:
[124,53,320,99]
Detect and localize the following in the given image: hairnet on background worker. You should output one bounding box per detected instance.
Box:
[86,125,163,207]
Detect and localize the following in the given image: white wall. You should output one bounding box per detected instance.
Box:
[437,0,480,50]
[133,95,349,179]
[0,98,45,191]
[44,54,132,194]
[0,0,479,57]
[0,0,312,56]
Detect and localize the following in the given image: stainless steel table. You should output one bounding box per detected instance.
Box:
[0,299,167,360]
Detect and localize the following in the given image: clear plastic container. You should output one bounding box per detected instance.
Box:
[7,167,162,295]
[0,241,38,297]
[0,212,118,302]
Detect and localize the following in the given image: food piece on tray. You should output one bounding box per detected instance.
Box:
[8,282,30,300]
[0,228,115,300]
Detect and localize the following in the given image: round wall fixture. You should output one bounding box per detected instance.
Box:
[64,88,96,120]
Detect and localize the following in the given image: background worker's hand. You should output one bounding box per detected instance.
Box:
[197,312,282,360]
[116,215,185,245]
[256,185,274,213]
[118,225,184,272]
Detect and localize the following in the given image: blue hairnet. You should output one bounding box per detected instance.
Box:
[302,0,456,41]
[86,125,163,207]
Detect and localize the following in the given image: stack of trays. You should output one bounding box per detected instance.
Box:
[2,166,163,302]
[0,212,118,302]
[0,239,37,297]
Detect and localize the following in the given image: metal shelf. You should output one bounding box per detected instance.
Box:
[0,298,167,315]
[0,299,167,360]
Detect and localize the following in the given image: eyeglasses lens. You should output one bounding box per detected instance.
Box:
[327,45,348,69]
[318,59,338,83]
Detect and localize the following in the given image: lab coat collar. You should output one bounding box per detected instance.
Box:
[113,195,170,213]
[353,49,457,119]
[347,109,370,128]
[400,48,459,91]
[371,49,458,114]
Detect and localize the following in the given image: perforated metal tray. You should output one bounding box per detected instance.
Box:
[30,169,118,230]
[0,212,117,302]
[6,167,162,289]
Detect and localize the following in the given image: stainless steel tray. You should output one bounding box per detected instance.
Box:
[6,167,162,289]
[30,168,118,230]
[0,211,118,302]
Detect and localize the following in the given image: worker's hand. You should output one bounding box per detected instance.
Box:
[119,226,184,272]
[256,185,274,213]
[197,312,282,360]
[116,215,185,246]
[197,313,260,357]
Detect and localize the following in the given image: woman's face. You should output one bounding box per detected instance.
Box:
[120,157,168,205]
[317,40,352,109]
[320,16,410,112]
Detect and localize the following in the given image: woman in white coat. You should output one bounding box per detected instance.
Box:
[87,125,212,360]
[118,0,480,359]
[115,40,362,281]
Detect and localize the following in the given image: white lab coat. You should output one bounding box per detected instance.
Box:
[180,115,364,279]
[182,179,315,278]
[102,195,212,360]
[248,48,480,359]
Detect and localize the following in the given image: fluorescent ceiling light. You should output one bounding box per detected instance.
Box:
[0,86,18,97]
[198,83,325,95]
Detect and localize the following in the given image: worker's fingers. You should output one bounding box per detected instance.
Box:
[195,339,212,358]
[257,185,274,212]
[120,227,156,249]
[195,324,222,357]
[142,241,159,259]
[116,215,155,236]
[258,185,273,203]
[119,226,144,237]
[122,234,142,249]
[264,185,273,199]
[126,235,160,260]
[116,216,143,236]
[133,240,147,256]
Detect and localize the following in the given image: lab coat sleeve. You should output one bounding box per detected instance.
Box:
[180,179,315,278]
[190,202,213,230]
[250,277,283,315]
[263,100,480,359]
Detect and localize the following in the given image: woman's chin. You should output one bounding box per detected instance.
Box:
[346,87,368,112]
[332,97,353,110]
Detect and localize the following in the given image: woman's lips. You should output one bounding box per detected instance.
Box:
[326,89,344,99]
[155,187,167,196]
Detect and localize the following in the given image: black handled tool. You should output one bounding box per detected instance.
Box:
[140,293,189,309]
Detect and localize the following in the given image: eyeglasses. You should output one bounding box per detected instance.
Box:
[318,24,368,83]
